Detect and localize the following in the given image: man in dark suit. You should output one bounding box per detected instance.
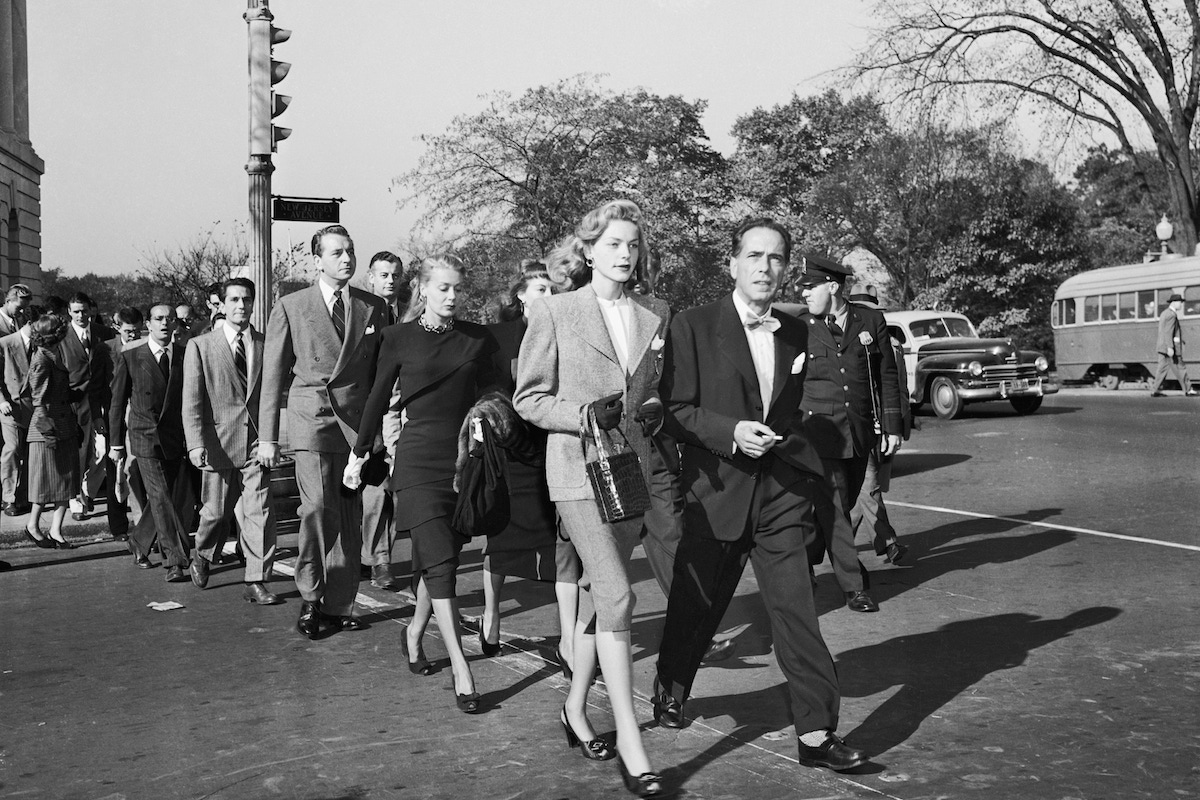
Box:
[359,251,406,590]
[100,306,146,541]
[1150,293,1195,397]
[797,257,903,613]
[62,291,112,521]
[183,278,280,605]
[109,303,192,581]
[654,218,867,772]
[260,225,387,638]
[0,314,34,515]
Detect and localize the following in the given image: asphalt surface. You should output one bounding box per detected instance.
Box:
[1,386,1198,799]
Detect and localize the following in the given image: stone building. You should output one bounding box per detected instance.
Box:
[0,0,43,294]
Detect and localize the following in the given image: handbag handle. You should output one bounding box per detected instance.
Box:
[579,404,634,463]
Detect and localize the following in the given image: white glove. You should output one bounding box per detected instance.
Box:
[342,452,368,490]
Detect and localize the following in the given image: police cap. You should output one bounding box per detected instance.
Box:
[797,254,854,286]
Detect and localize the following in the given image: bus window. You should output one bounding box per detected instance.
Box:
[1138,289,1156,319]
[1185,286,1200,316]
[1118,292,1136,319]
[1158,288,1174,315]
[1063,298,1076,325]
[1101,294,1117,321]
[1051,302,1060,327]
[1084,295,1099,323]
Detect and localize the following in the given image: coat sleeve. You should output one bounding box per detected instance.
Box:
[661,311,739,453]
[259,299,293,444]
[182,339,205,453]
[513,299,587,434]
[109,351,132,447]
[874,313,903,436]
[353,333,402,458]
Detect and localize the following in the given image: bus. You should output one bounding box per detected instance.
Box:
[1052,255,1200,389]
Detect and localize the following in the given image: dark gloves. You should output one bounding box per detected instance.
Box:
[634,400,664,435]
[589,391,624,431]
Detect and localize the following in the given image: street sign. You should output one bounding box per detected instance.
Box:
[271,196,341,223]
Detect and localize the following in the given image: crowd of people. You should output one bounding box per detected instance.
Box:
[0,200,920,796]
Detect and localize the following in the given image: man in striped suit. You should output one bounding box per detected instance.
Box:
[183,278,280,605]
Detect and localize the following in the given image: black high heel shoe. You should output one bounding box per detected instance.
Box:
[51,537,75,550]
[616,755,664,797]
[479,629,501,658]
[555,646,573,680]
[23,527,55,549]
[455,690,481,714]
[560,706,614,761]
[401,634,434,676]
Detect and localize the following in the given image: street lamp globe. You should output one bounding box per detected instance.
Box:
[1156,214,1174,243]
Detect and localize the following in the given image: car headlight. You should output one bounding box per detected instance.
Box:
[968,360,984,377]
[1034,356,1049,372]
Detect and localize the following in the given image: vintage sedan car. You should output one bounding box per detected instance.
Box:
[884,310,1059,419]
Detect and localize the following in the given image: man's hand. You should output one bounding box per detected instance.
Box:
[108,445,126,464]
[733,421,779,459]
[0,400,11,416]
[188,448,207,469]
[258,442,281,469]
[1168,346,1175,358]
[634,398,663,436]
[880,434,902,458]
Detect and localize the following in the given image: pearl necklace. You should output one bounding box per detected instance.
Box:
[419,316,454,334]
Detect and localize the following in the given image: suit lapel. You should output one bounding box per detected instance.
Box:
[769,328,798,413]
[570,285,621,368]
[136,343,167,395]
[625,294,660,375]
[716,296,761,396]
[333,290,369,377]
[249,331,264,396]
[302,286,343,366]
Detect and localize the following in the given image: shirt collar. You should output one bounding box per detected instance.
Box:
[595,293,629,309]
[318,276,345,306]
[73,322,91,337]
[147,339,170,358]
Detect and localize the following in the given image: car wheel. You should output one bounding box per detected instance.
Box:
[1098,374,1120,391]
[930,377,963,420]
[1010,396,1043,415]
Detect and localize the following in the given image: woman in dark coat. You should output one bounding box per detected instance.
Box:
[345,254,499,714]
[25,313,80,548]
[480,262,582,672]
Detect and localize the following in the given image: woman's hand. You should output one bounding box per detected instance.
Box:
[588,391,624,430]
[342,452,368,490]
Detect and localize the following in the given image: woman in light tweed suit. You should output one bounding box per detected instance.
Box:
[515,200,668,797]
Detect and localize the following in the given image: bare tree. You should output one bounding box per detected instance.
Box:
[855,0,1200,254]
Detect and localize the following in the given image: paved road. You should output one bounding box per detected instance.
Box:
[1,388,1197,799]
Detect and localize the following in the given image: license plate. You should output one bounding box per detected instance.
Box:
[1004,379,1029,392]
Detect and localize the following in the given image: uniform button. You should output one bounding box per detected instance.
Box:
[840,368,846,374]
[844,402,850,407]
[314,356,321,362]
[843,385,849,391]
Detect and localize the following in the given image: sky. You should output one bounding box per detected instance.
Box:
[29,0,876,277]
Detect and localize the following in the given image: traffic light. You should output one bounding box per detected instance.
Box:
[248,11,291,155]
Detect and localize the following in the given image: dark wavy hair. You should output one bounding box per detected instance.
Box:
[498,259,555,322]
[30,313,68,350]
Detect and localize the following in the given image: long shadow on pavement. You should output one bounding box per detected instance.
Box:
[837,606,1121,756]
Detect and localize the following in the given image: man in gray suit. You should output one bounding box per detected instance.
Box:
[259,225,387,638]
[0,312,34,515]
[184,278,280,605]
[1150,293,1195,397]
[0,284,32,337]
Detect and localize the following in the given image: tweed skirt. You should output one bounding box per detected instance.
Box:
[28,439,80,504]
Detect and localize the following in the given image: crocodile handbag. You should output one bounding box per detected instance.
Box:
[580,406,651,523]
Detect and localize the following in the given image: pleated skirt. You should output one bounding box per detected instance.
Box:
[28,439,80,504]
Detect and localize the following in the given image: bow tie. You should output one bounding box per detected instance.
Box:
[744,313,780,332]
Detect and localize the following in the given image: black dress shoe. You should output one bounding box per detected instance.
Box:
[190,556,210,588]
[797,732,868,771]
[884,541,911,566]
[320,612,365,631]
[165,565,187,582]
[242,582,282,605]
[4,502,30,516]
[651,676,686,729]
[297,601,320,639]
[111,532,129,542]
[134,554,153,569]
[370,563,399,590]
[845,590,879,612]
[702,638,737,663]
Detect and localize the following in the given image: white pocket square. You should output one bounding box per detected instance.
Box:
[364,325,376,335]
[790,353,807,374]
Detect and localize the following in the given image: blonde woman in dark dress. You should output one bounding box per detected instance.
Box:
[25,314,80,549]
[345,254,500,714]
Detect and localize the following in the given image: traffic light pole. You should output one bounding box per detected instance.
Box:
[246,153,273,330]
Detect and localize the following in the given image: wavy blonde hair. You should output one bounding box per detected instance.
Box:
[402,254,468,323]
[547,199,649,290]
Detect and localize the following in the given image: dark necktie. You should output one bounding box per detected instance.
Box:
[387,305,396,326]
[157,348,170,381]
[332,290,346,342]
[81,330,91,356]
[233,332,248,393]
[826,315,844,340]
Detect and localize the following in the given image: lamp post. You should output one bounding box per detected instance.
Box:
[1155,214,1174,260]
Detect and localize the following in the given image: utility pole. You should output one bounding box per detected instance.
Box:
[244,0,291,329]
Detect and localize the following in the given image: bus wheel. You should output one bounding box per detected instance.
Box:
[1098,374,1120,390]
[930,377,963,420]
[1010,396,1043,415]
